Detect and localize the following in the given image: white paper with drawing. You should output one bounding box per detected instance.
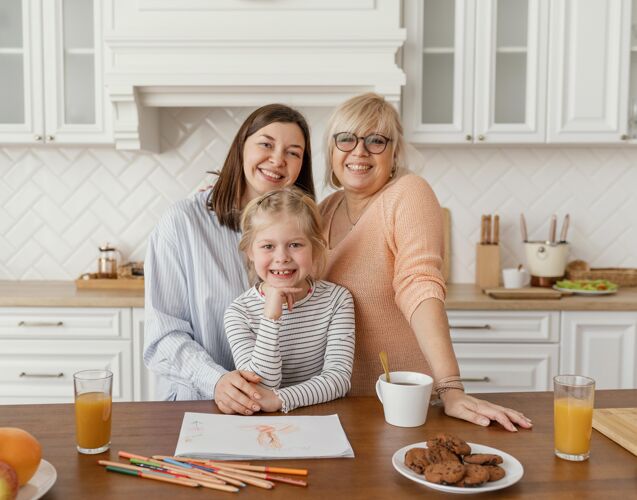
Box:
[174,413,354,460]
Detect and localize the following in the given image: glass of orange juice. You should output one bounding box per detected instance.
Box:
[553,374,595,461]
[73,369,113,454]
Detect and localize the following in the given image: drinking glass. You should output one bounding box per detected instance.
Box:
[74,369,113,454]
[553,374,595,461]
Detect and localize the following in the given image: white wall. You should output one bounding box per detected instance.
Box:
[1,106,636,282]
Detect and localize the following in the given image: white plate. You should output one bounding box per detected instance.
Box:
[392,442,523,495]
[553,285,617,295]
[17,460,57,500]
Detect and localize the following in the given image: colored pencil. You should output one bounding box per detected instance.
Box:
[155,455,308,477]
[129,458,228,486]
[200,462,307,487]
[118,451,235,486]
[104,465,199,487]
[149,456,246,487]
[162,457,274,490]
[99,461,239,492]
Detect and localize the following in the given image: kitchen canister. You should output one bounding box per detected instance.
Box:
[524,241,569,287]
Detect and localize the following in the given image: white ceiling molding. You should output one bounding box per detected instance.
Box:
[102,0,405,151]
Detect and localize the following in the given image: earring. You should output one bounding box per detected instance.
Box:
[390,165,397,179]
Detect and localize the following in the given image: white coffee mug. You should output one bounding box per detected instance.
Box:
[502,267,531,288]
[375,371,433,427]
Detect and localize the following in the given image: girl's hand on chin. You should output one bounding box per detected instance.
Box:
[261,283,303,320]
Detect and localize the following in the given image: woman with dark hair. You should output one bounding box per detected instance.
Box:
[144,104,315,414]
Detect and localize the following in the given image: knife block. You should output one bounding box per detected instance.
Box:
[476,243,501,289]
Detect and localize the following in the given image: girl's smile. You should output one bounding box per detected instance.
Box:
[248,214,314,298]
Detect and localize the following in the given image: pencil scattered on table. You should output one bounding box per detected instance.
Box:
[98,450,309,492]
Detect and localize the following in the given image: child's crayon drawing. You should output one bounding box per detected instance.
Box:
[241,423,299,449]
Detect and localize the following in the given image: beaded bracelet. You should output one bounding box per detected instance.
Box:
[433,375,465,398]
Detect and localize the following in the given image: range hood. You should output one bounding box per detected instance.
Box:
[103,2,406,152]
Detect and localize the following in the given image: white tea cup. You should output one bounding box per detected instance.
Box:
[375,371,433,427]
[502,267,531,288]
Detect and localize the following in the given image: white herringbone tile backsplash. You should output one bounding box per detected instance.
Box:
[1,107,636,282]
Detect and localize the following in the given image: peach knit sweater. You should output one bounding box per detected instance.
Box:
[319,174,447,396]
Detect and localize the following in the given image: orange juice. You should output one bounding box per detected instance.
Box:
[75,392,112,449]
[554,397,593,455]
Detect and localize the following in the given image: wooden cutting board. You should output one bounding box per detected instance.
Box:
[592,408,637,456]
[484,287,563,300]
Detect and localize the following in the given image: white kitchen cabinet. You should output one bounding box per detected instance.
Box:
[547,0,631,143]
[448,310,559,343]
[132,307,159,401]
[0,307,133,404]
[560,311,637,389]
[626,0,637,138]
[448,310,560,392]
[0,0,111,144]
[403,0,549,144]
[452,343,559,393]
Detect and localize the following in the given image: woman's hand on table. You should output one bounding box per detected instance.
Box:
[214,370,263,415]
[441,390,533,432]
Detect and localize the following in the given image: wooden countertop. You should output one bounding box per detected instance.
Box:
[1,281,637,311]
[445,283,637,311]
[0,281,144,308]
[4,391,636,499]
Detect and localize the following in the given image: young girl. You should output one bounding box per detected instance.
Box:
[224,187,355,413]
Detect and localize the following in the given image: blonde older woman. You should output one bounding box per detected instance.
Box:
[319,93,532,431]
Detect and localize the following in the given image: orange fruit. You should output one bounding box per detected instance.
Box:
[0,428,41,486]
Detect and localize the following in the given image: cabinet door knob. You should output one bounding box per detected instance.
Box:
[478,135,485,141]
[465,134,473,141]
[449,324,491,330]
[621,134,629,140]
[460,376,491,382]
[19,372,65,378]
[18,321,64,327]
[34,135,42,141]
[46,135,55,141]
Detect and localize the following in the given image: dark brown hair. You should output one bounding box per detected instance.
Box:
[208,104,315,230]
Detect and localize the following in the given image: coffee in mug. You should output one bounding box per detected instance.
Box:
[375,371,433,427]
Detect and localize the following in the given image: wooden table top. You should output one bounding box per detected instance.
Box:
[2,391,636,499]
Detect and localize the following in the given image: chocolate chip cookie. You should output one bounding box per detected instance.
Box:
[427,433,472,456]
[404,447,429,474]
[454,464,490,487]
[424,462,466,485]
[483,465,506,482]
[424,444,461,464]
[463,453,504,465]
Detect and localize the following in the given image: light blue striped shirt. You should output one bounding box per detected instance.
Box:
[144,190,249,400]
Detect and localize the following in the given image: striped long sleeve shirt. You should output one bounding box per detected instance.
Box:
[224,280,355,412]
[144,190,249,401]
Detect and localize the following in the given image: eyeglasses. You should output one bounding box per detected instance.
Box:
[332,132,392,154]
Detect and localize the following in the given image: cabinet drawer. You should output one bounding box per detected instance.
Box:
[0,308,131,339]
[448,310,559,342]
[0,340,133,404]
[453,343,559,393]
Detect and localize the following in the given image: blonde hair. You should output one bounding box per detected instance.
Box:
[324,92,406,189]
[239,187,327,284]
